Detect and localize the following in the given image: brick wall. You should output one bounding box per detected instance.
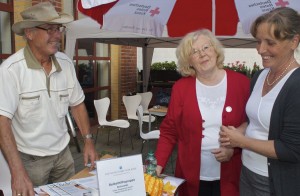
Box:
[13,1,32,50]
[32,0,62,11]
[120,46,137,118]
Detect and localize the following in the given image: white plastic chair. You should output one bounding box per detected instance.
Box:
[137,91,153,114]
[137,105,174,172]
[136,105,160,153]
[0,150,11,195]
[123,94,156,122]
[123,94,156,137]
[94,97,133,156]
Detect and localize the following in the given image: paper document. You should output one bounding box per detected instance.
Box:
[160,174,185,195]
[34,181,93,196]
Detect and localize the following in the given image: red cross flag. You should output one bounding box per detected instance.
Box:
[102,0,176,36]
[235,0,300,34]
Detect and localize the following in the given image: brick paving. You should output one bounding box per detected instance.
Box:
[69,121,176,175]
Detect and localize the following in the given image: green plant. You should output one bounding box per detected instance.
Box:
[150,61,177,70]
[223,61,261,78]
[251,62,261,72]
[224,61,248,72]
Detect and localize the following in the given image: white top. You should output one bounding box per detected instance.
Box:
[0,46,85,156]
[197,73,227,181]
[243,68,296,176]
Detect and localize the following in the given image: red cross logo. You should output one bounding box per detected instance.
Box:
[275,0,289,7]
[149,7,160,17]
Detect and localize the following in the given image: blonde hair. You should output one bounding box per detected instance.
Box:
[176,29,225,77]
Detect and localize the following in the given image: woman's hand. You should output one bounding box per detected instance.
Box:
[211,147,234,162]
[156,165,163,176]
[219,125,245,148]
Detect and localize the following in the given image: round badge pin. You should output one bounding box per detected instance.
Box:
[226,106,232,112]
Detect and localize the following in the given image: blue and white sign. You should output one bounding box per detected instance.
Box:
[96,154,146,196]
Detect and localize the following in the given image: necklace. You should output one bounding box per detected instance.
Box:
[266,59,295,86]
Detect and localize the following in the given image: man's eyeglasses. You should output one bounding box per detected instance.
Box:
[191,43,212,57]
[35,26,66,34]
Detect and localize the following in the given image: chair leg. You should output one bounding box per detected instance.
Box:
[135,121,140,138]
[128,128,134,150]
[94,127,99,144]
[120,128,125,144]
[73,135,81,153]
[146,139,152,153]
[128,120,137,138]
[107,127,111,146]
[118,130,122,156]
[135,121,138,136]
[141,140,146,153]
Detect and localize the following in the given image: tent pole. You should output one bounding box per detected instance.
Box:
[212,0,216,34]
[142,46,154,92]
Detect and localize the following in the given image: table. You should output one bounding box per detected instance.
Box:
[149,106,168,115]
[69,154,114,180]
[148,106,168,131]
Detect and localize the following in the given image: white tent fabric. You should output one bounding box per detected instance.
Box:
[65,17,256,91]
[102,0,176,37]
[81,0,116,9]
[234,0,300,34]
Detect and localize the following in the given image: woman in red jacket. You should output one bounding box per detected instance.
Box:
[155,29,250,196]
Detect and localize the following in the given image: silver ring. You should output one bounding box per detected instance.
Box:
[17,194,22,196]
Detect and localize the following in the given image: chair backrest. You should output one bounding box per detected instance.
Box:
[122,94,142,120]
[94,97,110,125]
[137,92,153,113]
[0,150,11,195]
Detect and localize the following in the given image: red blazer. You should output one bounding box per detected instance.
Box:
[155,70,250,196]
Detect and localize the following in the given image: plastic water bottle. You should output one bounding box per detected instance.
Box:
[145,151,157,176]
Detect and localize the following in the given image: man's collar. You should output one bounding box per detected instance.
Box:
[24,44,62,72]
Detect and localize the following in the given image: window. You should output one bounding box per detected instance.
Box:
[0,2,14,64]
[74,38,111,118]
[71,0,112,122]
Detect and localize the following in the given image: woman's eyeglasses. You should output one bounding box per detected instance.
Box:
[191,43,212,57]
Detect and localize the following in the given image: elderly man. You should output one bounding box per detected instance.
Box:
[0,2,98,196]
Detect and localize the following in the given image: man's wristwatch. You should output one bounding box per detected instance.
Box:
[83,133,93,140]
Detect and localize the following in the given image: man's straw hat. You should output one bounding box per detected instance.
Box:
[12,2,73,36]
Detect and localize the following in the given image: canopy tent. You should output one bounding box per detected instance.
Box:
[65,17,256,91]
[78,0,241,37]
[66,0,300,91]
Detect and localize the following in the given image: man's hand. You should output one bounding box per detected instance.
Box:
[83,139,98,170]
[0,116,35,196]
[11,168,35,196]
